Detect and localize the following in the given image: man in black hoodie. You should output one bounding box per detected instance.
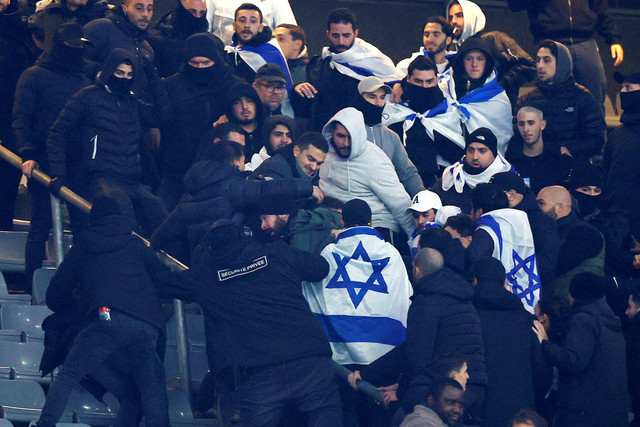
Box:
[47,48,168,235]
[36,195,171,427]
[156,32,242,211]
[13,23,90,290]
[223,81,266,159]
[517,40,605,162]
[146,0,208,78]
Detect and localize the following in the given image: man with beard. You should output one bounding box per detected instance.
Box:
[252,63,290,116]
[292,8,403,131]
[13,23,90,291]
[536,186,604,299]
[245,114,294,171]
[447,0,485,51]
[397,16,454,76]
[319,107,415,249]
[222,81,266,159]
[147,0,209,78]
[157,33,242,211]
[432,128,514,214]
[400,378,465,427]
[355,76,424,197]
[386,56,465,187]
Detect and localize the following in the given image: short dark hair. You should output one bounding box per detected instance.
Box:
[430,354,467,379]
[212,122,243,142]
[418,227,453,251]
[295,131,329,153]
[277,23,306,46]
[235,3,263,21]
[428,377,464,401]
[320,196,345,211]
[510,409,548,427]
[536,295,570,325]
[471,183,509,214]
[537,40,558,59]
[408,55,438,78]
[202,141,244,165]
[327,8,357,31]
[425,16,454,39]
[444,214,474,238]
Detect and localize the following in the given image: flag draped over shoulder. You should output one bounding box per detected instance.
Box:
[441,154,514,193]
[476,208,541,313]
[321,38,405,84]
[303,227,412,365]
[439,69,513,154]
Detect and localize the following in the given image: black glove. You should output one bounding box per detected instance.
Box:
[49,177,67,197]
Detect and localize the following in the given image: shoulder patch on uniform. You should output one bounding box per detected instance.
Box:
[217,256,269,281]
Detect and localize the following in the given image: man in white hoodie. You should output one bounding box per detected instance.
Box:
[319,108,415,250]
[447,0,485,51]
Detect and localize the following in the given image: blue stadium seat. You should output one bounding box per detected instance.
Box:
[0,379,46,423]
[31,268,56,305]
[0,330,27,343]
[0,342,45,382]
[0,304,52,341]
[0,419,13,426]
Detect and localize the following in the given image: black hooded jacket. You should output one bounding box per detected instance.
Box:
[45,214,169,331]
[250,143,319,186]
[451,37,496,101]
[13,48,89,167]
[227,26,272,83]
[47,48,156,183]
[541,298,628,426]
[473,282,551,427]
[223,82,266,159]
[517,41,605,160]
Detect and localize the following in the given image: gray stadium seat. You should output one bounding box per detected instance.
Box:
[166,314,206,350]
[0,330,27,343]
[167,389,194,422]
[0,419,13,427]
[32,268,56,305]
[58,389,118,426]
[0,272,31,306]
[28,423,92,427]
[0,304,52,341]
[0,379,46,422]
[0,342,44,382]
[0,231,57,273]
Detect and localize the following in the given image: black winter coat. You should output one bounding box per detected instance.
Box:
[541,298,628,426]
[46,214,169,331]
[431,178,473,215]
[555,211,603,277]
[226,26,272,83]
[250,143,320,186]
[151,159,314,264]
[164,237,331,371]
[13,51,89,167]
[625,314,640,423]
[473,282,551,427]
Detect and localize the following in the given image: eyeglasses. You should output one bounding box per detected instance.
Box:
[257,81,286,93]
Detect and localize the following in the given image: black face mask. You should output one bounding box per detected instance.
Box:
[175,4,208,35]
[356,96,384,126]
[621,90,640,114]
[106,75,133,96]
[185,64,221,85]
[403,83,444,113]
[572,191,601,217]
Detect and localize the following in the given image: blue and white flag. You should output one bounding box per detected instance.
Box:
[304,227,412,365]
[476,208,541,313]
[439,69,513,154]
[321,38,405,84]
[382,98,465,167]
[396,47,456,76]
[441,154,515,193]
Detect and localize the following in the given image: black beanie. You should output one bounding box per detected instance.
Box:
[470,257,506,286]
[90,196,121,224]
[342,199,372,228]
[569,272,605,302]
[466,127,498,157]
[568,162,603,191]
[183,33,221,63]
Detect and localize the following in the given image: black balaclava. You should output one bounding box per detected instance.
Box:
[183,32,226,85]
[107,73,133,96]
[356,96,384,126]
[569,162,603,218]
[174,1,208,35]
[97,48,138,97]
[403,83,444,113]
[620,90,640,116]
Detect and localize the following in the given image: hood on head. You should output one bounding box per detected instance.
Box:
[95,47,138,87]
[550,40,573,85]
[183,32,225,65]
[223,82,266,125]
[447,0,486,42]
[321,107,368,160]
[261,115,295,155]
[452,36,494,82]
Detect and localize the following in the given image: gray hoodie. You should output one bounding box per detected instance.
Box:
[319,108,415,236]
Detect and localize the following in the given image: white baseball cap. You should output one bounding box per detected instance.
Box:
[409,190,443,213]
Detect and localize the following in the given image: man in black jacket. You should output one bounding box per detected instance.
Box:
[517,40,605,162]
[146,0,208,78]
[245,114,294,171]
[490,172,560,293]
[13,23,90,290]
[156,32,242,211]
[47,48,168,235]
[223,81,266,159]
[36,195,171,427]
[163,220,342,426]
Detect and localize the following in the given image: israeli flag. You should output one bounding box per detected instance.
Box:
[396,47,456,76]
[476,208,541,313]
[321,38,405,84]
[304,227,413,365]
[439,69,513,154]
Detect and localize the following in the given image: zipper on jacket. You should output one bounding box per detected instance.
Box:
[91,135,98,159]
[568,0,573,44]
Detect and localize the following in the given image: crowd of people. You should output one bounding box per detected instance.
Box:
[1,0,639,425]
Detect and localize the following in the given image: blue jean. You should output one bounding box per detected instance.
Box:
[36,311,169,427]
[237,355,342,427]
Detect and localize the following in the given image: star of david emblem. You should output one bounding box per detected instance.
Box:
[506,250,541,307]
[326,241,390,309]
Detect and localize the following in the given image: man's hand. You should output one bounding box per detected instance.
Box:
[532,320,548,344]
[330,229,344,239]
[560,146,572,157]
[145,128,161,151]
[295,82,318,99]
[21,160,39,178]
[312,186,324,204]
[377,383,399,408]
[633,254,640,269]
[347,370,362,390]
[390,83,403,104]
[611,44,624,67]
[213,114,229,127]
